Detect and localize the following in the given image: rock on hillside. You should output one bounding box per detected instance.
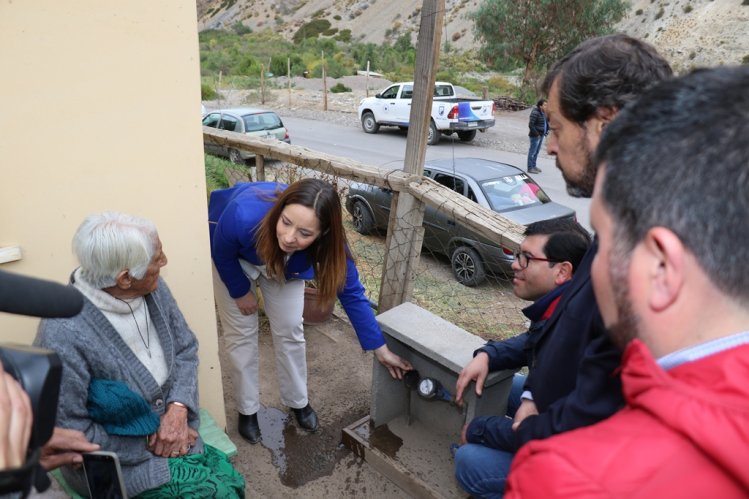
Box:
[617,0,749,72]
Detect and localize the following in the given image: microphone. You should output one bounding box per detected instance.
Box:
[0,270,84,318]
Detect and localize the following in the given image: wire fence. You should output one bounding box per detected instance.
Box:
[228,159,528,342]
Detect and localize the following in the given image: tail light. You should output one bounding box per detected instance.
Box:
[501,246,514,256]
[492,102,496,115]
[284,129,290,140]
[447,105,459,119]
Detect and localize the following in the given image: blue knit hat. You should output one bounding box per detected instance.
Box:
[87,379,160,436]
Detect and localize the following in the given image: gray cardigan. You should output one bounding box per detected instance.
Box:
[34,276,201,497]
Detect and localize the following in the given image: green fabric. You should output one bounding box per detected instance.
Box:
[199,408,237,458]
[134,444,244,498]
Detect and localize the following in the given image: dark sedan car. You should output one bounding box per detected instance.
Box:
[345,158,576,286]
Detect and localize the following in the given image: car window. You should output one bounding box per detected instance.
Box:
[380,85,399,99]
[244,112,282,132]
[401,85,413,99]
[202,113,221,128]
[433,173,465,196]
[467,187,478,203]
[217,115,238,132]
[434,85,453,97]
[480,174,551,211]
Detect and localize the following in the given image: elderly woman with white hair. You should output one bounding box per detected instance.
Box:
[34,211,243,498]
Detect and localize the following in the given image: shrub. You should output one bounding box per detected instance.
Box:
[232,22,252,35]
[655,7,664,19]
[204,154,232,194]
[293,19,332,43]
[330,82,352,93]
[201,82,218,100]
[635,9,643,15]
[742,54,749,64]
[683,4,693,13]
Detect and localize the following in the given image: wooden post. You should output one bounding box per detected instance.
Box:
[378,0,444,313]
[322,51,328,111]
[217,71,223,108]
[255,154,265,181]
[287,57,291,106]
[260,64,266,104]
[366,60,370,97]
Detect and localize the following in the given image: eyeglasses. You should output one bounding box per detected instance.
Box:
[514,251,558,269]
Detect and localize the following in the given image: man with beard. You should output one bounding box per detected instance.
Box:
[505,65,749,498]
[453,35,672,499]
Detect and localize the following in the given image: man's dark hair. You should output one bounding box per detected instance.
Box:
[596,66,749,303]
[542,34,673,125]
[536,98,546,108]
[524,218,591,273]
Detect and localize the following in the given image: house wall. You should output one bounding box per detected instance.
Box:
[0,1,226,427]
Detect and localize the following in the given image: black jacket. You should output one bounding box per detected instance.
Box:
[464,241,624,453]
[528,106,547,137]
[514,240,624,449]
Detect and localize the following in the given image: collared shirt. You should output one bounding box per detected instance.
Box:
[658,330,749,370]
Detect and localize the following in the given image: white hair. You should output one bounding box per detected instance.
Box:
[73,211,158,289]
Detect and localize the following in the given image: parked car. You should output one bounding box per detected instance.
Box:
[358,81,495,145]
[345,158,576,286]
[202,107,290,163]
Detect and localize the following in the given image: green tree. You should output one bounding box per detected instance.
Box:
[472,0,627,90]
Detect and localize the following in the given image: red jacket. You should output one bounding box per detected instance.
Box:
[505,339,749,498]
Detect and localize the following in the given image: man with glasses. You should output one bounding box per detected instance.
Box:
[454,218,591,495]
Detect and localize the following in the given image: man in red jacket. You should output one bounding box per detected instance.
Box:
[505,66,749,498]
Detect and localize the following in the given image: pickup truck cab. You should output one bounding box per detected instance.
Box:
[358,81,495,145]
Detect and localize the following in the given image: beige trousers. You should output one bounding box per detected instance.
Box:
[212,264,307,415]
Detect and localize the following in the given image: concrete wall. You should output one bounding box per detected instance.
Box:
[0,2,226,427]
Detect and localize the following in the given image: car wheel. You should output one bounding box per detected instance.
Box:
[351,200,375,235]
[427,120,440,145]
[451,246,486,287]
[361,112,380,134]
[457,130,477,142]
[228,148,244,165]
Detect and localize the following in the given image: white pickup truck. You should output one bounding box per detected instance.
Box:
[357,81,495,145]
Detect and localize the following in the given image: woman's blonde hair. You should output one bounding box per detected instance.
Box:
[255,179,348,306]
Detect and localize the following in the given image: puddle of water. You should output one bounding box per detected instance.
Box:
[367,422,403,459]
[256,405,360,488]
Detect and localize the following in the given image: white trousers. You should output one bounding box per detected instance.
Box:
[212,264,307,415]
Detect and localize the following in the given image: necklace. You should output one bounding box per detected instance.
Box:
[117,297,151,358]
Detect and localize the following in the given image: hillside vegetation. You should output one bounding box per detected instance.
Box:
[197,0,749,74]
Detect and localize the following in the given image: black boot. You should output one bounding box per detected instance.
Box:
[291,404,319,432]
[237,412,261,444]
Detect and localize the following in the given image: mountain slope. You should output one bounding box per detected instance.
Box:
[197,0,749,71]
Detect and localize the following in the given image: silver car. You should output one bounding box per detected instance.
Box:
[202,107,290,163]
[345,158,576,286]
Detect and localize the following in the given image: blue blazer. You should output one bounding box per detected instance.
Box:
[209,182,385,351]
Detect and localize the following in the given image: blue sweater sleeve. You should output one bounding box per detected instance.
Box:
[337,258,386,351]
[477,333,529,372]
[211,200,253,299]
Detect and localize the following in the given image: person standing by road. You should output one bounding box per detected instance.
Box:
[209,179,412,445]
[526,99,548,174]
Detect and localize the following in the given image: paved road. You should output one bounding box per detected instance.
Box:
[283,116,592,231]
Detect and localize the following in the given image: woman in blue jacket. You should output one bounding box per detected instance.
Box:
[209,179,412,444]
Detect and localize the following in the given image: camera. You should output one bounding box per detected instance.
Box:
[0,345,62,450]
[0,269,84,496]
